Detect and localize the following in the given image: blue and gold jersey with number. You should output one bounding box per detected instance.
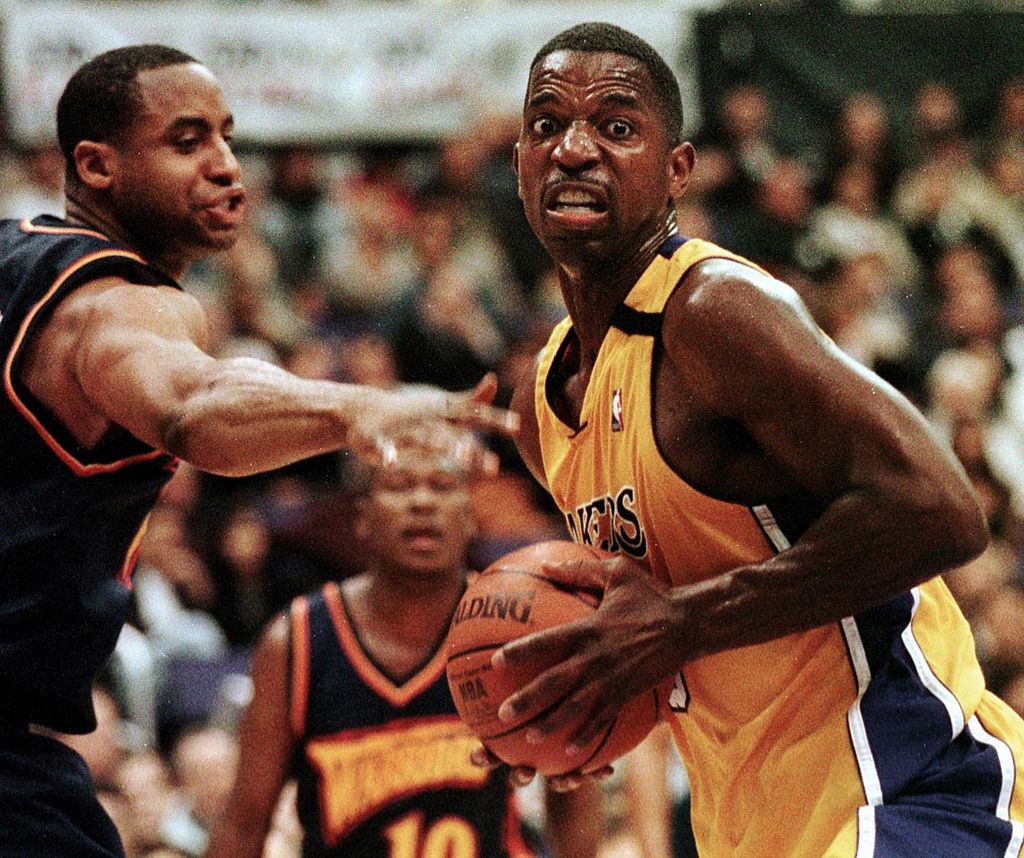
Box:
[0,216,179,734]
[534,235,1024,857]
[289,583,534,858]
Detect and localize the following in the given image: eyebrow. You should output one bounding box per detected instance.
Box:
[526,89,645,112]
[601,92,643,111]
[166,115,235,135]
[526,91,557,110]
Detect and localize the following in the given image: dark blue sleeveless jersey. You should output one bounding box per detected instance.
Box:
[0,216,180,733]
[289,583,535,858]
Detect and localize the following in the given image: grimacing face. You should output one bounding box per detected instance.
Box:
[514,49,690,267]
[362,456,474,578]
[109,63,246,262]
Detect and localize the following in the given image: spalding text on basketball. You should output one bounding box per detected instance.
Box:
[451,591,536,626]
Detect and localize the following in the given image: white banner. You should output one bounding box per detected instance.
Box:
[0,0,712,146]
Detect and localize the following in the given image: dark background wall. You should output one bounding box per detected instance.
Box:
[693,8,1024,154]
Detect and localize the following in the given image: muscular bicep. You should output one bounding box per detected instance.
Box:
[69,278,218,450]
[663,261,958,501]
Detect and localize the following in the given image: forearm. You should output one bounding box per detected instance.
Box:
[545,780,603,858]
[162,357,373,476]
[676,483,988,662]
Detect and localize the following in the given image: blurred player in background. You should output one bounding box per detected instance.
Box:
[205,434,599,858]
[0,45,513,858]
[495,21,1024,857]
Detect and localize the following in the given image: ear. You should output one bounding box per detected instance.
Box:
[667,141,695,200]
[72,140,117,191]
[512,141,523,201]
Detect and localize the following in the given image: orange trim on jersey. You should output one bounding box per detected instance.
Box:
[117,512,153,590]
[502,790,535,858]
[19,218,111,241]
[322,582,449,709]
[2,248,166,476]
[290,596,312,736]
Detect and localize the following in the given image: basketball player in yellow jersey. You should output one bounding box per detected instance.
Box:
[486,21,1024,858]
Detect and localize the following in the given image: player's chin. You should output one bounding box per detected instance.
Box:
[199,226,241,251]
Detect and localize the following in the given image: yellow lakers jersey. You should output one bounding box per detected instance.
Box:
[534,235,1024,857]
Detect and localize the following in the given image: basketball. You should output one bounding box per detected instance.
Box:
[445,540,670,776]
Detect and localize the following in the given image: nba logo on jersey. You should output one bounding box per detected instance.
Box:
[611,389,624,432]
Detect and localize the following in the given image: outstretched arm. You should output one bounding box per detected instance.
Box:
[27,277,515,476]
[204,614,293,858]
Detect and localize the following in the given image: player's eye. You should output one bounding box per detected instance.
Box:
[378,474,412,492]
[605,119,633,139]
[531,117,558,136]
[175,138,200,153]
[430,475,459,493]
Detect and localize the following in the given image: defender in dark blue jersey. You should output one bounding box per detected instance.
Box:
[1,46,514,858]
[205,444,600,858]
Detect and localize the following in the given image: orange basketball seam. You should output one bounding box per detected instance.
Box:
[475,566,600,607]
[479,696,567,741]
[571,715,619,775]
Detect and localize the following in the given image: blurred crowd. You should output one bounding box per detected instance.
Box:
[3,72,1024,857]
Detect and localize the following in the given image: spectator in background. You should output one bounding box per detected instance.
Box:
[809,251,917,393]
[695,82,779,213]
[387,192,513,391]
[114,751,182,857]
[989,78,1024,147]
[893,80,1024,291]
[727,154,816,277]
[256,145,353,294]
[0,142,65,218]
[985,139,1024,212]
[206,502,323,648]
[214,223,308,356]
[324,175,418,334]
[1,143,65,218]
[806,157,921,300]
[914,242,1011,372]
[162,727,238,857]
[823,91,904,208]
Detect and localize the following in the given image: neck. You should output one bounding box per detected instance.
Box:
[557,218,677,361]
[64,193,188,280]
[362,564,467,629]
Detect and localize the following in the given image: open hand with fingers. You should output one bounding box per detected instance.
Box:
[346,373,519,477]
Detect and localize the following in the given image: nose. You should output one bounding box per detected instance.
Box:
[208,136,241,186]
[408,481,441,511]
[553,120,600,173]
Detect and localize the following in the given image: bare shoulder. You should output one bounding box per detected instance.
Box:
[662,257,835,412]
[667,258,815,349]
[68,276,209,345]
